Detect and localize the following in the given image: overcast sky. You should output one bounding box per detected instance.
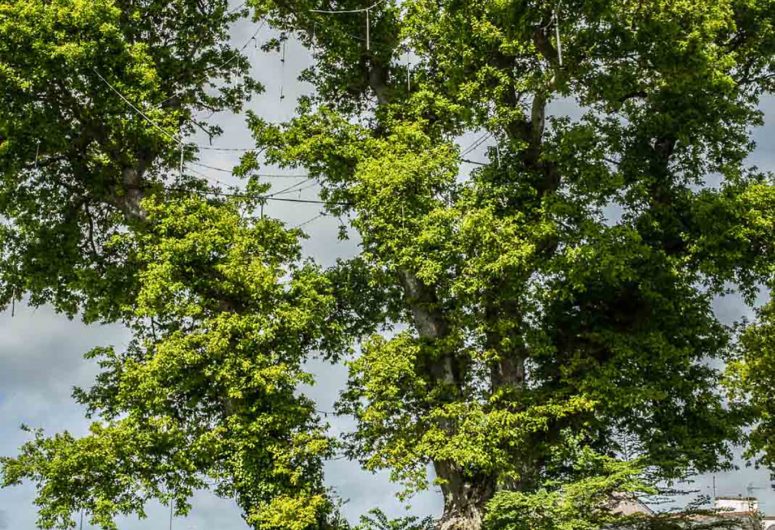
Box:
[1,11,774,530]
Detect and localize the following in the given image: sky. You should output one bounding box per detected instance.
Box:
[1,9,774,530]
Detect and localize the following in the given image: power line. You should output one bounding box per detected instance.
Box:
[194,187,347,206]
[228,1,249,14]
[153,19,266,109]
[187,166,234,188]
[255,172,316,179]
[93,68,182,145]
[190,161,314,179]
[92,68,253,152]
[310,0,386,14]
[214,20,267,71]
[266,177,315,197]
[460,132,492,157]
[191,165,320,199]
[96,65,260,153]
[310,0,387,50]
[293,212,326,229]
[191,161,240,174]
[262,195,331,205]
[196,145,255,152]
[165,181,347,206]
[278,180,318,196]
[93,54,361,211]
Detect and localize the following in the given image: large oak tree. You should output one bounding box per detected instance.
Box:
[1,0,774,529]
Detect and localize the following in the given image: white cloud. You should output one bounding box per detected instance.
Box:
[2,12,774,530]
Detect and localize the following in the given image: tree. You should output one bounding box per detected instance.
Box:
[0,0,258,318]
[1,0,775,530]
[2,195,345,529]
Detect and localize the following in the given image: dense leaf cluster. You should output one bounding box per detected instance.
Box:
[1,0,774,529]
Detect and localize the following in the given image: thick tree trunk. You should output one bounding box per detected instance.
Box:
[114,165,148,222]
[434,462,495,530]
[398,270,494,529]
[438,504,484,530]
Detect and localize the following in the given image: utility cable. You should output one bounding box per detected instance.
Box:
[310,0,386,14]
[293,212,326,229]
[460,132,492,157]
[93,68,182,145]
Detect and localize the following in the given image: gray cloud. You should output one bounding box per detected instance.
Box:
[1,11,774,530]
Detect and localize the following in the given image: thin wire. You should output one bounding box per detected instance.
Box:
[190,161,314,179]
[196,145,255,152]
[310,0,386,14]
[468,133,492,155]
[166,175,341,205]
[267,177,314,197]
[280,37,287,101]
[93,68,181,145]
[284,180,319,196]
[182,186,347,206]
[152,20,266,110]
[247,195,338,205]
[228,0,248,14]
[293,212,326,229]
[255,172,316,179]
[460,132,491,156]
[190,162,315,179]
[460,133,488,156]
[179,126,185,178]
[461,158,487,166]
[310,1,386,52]
[191,161,239,174]
[94,63,346,208]
[187,166,234,188]
[92,73,256,152]
[365,8,370,50]
[272,181,318,197]
[207,20,267,74]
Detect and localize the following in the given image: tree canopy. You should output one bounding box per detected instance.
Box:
[1,0,774,529]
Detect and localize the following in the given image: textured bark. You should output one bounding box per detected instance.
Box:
[484,291,527,393]
[434,461,495,530]
[398,269,460,388]
[399,269,498,530]
[113,165,148,222]
[437,503,484,530]
[371,59,501,530]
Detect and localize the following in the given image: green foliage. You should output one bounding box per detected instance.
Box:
[483,448,652,530]
[2,196,339,529]
[251,0,775,500]
[1,0,774,528]
[247,0,775,524]
[0,0,259,319]
[481,443,743,530]
[355,508,435,530]
[727,295,775,470]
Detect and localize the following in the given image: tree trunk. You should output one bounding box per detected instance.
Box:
[438,504,484,530]
[434,461,495,530]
